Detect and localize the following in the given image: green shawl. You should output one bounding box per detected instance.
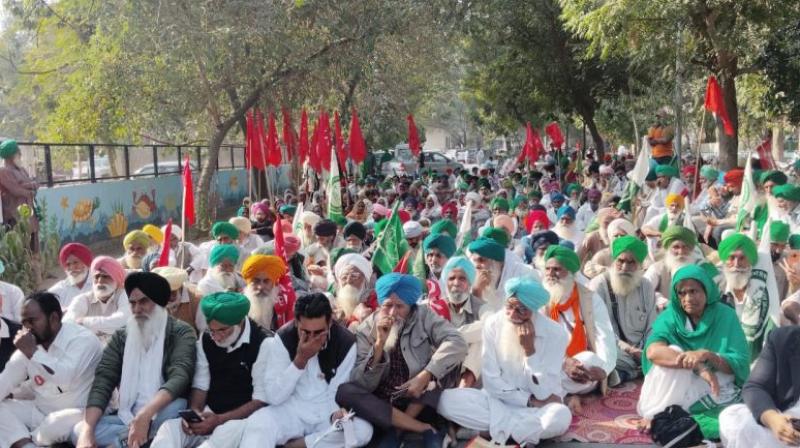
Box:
[643,264,750,439]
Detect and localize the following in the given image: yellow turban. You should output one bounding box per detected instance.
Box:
[142,224,164,244]
[665,193,684,208]
[123,230,152,249]
[241,254,287,283]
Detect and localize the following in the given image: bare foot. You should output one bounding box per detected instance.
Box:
[566,395,583,414]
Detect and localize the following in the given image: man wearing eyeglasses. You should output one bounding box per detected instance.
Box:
[151,291,270,447]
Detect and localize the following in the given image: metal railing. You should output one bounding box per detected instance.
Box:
[15,142,246,187]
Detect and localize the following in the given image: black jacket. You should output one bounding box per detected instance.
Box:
[743,325,800,425]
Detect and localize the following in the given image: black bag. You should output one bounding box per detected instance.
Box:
[650,405,705,448]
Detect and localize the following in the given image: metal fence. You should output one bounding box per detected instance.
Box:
[15,142,246,187]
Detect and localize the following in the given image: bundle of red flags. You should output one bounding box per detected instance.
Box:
[407,114,421,156]
[516,122,543,164]
[545,122,564,149]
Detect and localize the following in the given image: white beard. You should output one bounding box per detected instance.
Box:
[544,274,575,304]
[724,267,752,291]
[68,270,88,286]
[609,268,643,297]
[667,211,682,223]
[245,285,278,330]
[447,287,470,305]
[553,222,576,241]
[212,270,238,290]
[214,324,243,349]
[497,318,527,365]
[336,284,363,317]
[383,320,404,351]
[125,255,143,269]
[93,282,116,301]
[664,252,699,276]
[480,265,503,311]
[127,305,168,352]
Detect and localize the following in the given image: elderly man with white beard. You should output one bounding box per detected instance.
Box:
[541,245,617,410]
[583,218,637,279]
[643,225,705,309]
[119,230,152,271]
[552,205,583,249]
[48,243,94,310]
[198,244,245,295]
[468,237,537,312]
[151,292,270,448]
[240,254,289,332]
[589,236,656,383]
[73,272,197,448]
[438,277,571,446]
[64,256,130,344]
[717,234,781,362]
[332,253,375,329]
[642,193,686,240]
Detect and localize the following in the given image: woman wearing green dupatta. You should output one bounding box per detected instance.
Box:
[637,265,750,439]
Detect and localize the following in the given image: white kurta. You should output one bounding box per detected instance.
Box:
[0,280,24,322]
[575,203,597,232]
[438,313,572,445]
[720,401,800,448]
[48,277,92,311]
[63,289,130,343]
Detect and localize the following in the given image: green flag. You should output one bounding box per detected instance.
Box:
[327,145,345,226]
[372,202,410,274]
[736,155,756,232]
[455,201,474,255]
[617,142,651,213]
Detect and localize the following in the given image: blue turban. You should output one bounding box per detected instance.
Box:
[505,277,549,311]
[441,256,476,284]
[550,192,565,202]
[375,273,422,306]
[556,205,576,220]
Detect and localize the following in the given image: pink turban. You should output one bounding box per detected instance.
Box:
[372,204,390,217]
[251,202,269,216]
[273,220,293,236]
[284,234,301,255]
[90,256,126,286]
[59,243,93,267]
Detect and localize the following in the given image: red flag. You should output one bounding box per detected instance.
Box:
[274,214,286,260]
[545,122,564,149]
[349,108,366,164]
[245,110,265,170]
[282,108,294,163]
[309,119,321,173]
[319,110,333,171]
[517,122,534,164]
[158,219,172,267]
[299,108,309,165]
[255,109,268,170]
[182,156,195,226]
[334,111,347,173]
[704,76,735,137]
[407,114,421,156]
[755,136,775,170]
[266,111,281,167]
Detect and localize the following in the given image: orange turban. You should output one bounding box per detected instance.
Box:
[241,254,287,284]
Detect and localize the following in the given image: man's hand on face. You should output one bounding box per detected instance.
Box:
[294,329,327,369]
[474,269,492,292]
[13,328,38,359]
[516,320,535,357]
[375,315,394,350]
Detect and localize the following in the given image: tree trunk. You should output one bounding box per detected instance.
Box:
[773,123,785,163]
[716,68,739,170]
[581,111,604,160]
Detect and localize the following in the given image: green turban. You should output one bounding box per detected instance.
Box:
[481,226,511,247]
[212,221,240,240]
[700,165,719,181]
[468,237,506,262]
[655,164,679,178]
[201,292,250,325]
[770,221,790,244]
[123,230,151,249]
[645,168,657,182]
[430,219,457,239]
[279,204,297,215]
[511,195,527,210]
[329,247,356,268]
[209,244,240,267]
[0,140,19,159]
[565,183,582,196]
[478,178,491,189]
[661,225,697,249]
[528,190,543,199]
[544,245,580,273]
[759,170,788,186]
[789,234,800,250]
[718,234,758,265]
[490,197,510,212]
[611,235,648,263]
[773,184,800,202]
[423,233,456,258]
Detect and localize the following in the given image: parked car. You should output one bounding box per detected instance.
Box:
[72,156,112,179]
[133,161,199,176]
[380,147,463,176]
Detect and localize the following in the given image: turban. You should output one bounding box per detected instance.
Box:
[723,168,745,187]
[441,202,458,218]
[661,225,697,249]
[423,233,456,258]
[511,195,526,210]
[141,252,160,272]
[544,245,580,273]
[599,164,614,176]
[142,224,164,244]
[550,192,565,203]
[124,271,171,307]
[284,234,301,255]
[490,197,510,212]
[556,205,576,221]
[587,188,601,200]
[201,292,250,325]
[314,219,338,237]
[211,222,240,240]
[403,221,423,238]
[430,219,458,238]
[478,178,491,189]
[209,244,240,267]
[790,234,800,250]
[123,230,151,249]
[505,277,549,312]
[759,170,788,186]
[607,218,636,240]
[163,224,183,241]
[343,221,367,241]
[718,234,758,265]
[90,256,126,286]
[273,220,293,237]
[279,204,297,215]
[681,165,696,177]
[152,266,188,291]
[611,235,648,263]
[493,214,516,236]
[300,211,322,226]
[229,217,252,235]
[441,256,476,284]
[372,204,390,217]
[465,192,481,204]
[481,227,510,247]
[334,253,372,281]
[565,183,582,196]
[393,209,411,224]
[700,165,719,181]
[530,230,560,252]
[526,210,550,233]
[655,164,679,178]
[241,254,286,283]
[770,221,790,244]
[773,184,800,202]
[375,273,422,306]
[645,168,657,182]
[665,193,684,208]
[251,202,269,216]
[0,140,19,159]
[59,243,93,267]
[330,248,356,269]
[528,190,543,199]
[468,237,506,262]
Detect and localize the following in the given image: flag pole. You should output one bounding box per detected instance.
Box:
[692,107,707,199]
[181,171,187,269]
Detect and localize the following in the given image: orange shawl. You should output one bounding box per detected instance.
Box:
[549,284,588,357]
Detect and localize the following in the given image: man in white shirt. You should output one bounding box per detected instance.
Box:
[48,243,94,310]
[64,256,130,344]
[575,188,602,232]
[438,277,571,446]
[0,275,24,322]
[198,244,245,295]
[0,292,102,447]
[229,217,264,257]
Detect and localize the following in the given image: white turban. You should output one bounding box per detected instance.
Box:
[334,253,372,281]
[403,221,423,238]
[229,216,252,234]
[162,224,183,240]
[152,266,188,291]
[599,164,614,175]
[465,192,481,205]
[607,218,636,242]
[300,211,321,226]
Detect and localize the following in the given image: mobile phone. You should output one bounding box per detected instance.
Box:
[179,409,203,424]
